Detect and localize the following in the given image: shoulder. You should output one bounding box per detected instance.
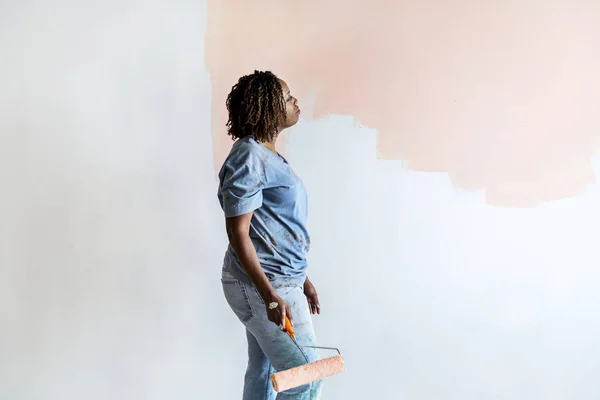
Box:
[219,137,268,184]
[225,137,266,170]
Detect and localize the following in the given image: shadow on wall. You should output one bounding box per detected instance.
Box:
[204,0,600,207]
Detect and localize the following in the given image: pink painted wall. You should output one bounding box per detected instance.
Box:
[205,0,600,207]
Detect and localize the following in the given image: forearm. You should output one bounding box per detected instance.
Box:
[228,232,277,301]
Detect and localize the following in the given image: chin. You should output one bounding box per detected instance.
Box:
[285,120,299,129]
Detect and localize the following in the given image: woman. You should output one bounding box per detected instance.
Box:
[217,70,323,400]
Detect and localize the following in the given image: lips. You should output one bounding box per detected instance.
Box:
[296,108,301,115]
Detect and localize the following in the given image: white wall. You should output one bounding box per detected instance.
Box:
[1,2,599,399]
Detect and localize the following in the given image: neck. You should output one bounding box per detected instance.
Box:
[262,140,277,153]
[257,133,279,154]
[255,126,283,154]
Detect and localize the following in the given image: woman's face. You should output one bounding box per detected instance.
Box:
[278,79,300,129]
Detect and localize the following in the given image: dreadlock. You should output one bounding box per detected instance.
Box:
[225,70,286,143]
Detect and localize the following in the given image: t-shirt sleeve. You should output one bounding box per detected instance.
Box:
[220,163,264,218]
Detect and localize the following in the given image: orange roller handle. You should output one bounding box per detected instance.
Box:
[284,315,295,339]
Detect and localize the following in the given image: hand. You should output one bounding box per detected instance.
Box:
[265,294,293,330]
[304,279,321,315]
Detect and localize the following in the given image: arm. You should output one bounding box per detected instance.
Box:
[226,212,276,302]
[226,212,293,325]
[303,275,321,315]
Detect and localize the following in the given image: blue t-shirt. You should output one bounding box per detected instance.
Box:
[217,136,310,285]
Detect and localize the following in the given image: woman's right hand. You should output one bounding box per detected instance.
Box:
[266,294,293,331]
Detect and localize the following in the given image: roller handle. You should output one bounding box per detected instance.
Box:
[284,315,295,339]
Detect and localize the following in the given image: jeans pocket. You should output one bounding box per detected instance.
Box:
[222,279,254,323]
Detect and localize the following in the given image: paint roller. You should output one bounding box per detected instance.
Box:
[270,316,346,393]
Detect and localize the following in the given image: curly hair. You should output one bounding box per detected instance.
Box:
[225,70,286,142]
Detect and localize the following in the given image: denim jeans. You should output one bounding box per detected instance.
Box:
[221,267,323,400]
